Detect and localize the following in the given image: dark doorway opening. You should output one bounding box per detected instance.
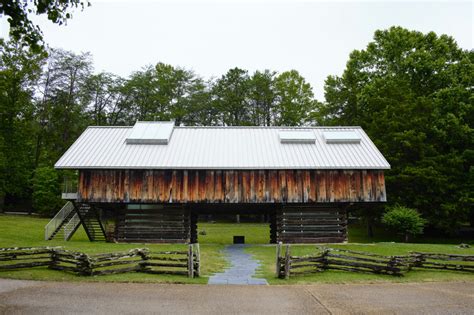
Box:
[189,204,278,245]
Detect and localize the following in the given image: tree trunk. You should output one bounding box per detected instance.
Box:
[0,194,4,213]
[367,217,374,238]
[404,233,409,242]
[235,215,240,224]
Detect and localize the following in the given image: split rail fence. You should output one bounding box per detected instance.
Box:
[0,247,57,270]
[276,243,474,279]
[0,244,200,278]
[410,252,474,273]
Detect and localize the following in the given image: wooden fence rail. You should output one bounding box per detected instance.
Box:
[409,252,474,273]
[1,245,200,278]
[0,247,59,270]
[276,244,474,279]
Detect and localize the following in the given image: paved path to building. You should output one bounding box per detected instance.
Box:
[208,245,268,285]
[1,279,473,314]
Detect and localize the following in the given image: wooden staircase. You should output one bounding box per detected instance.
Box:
[74,203,107,242]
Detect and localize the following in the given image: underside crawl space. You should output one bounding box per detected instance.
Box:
[55,121,390,243]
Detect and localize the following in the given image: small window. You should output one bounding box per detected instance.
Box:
[323,131,361,144]
[126,121,174,144]
[279,130,316,144]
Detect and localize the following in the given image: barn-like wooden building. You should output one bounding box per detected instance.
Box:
[47,121,389,243]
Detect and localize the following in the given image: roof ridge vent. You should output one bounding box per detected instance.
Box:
[126,121,174,145]
[323,131,361,144]
[279,130,316,144]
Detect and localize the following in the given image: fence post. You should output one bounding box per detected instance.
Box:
[276,242,282,277]
[284,244,290,280]
[138,248,149,273]
[322,248,329,270]
[49,248,58,270]
[194,243,200,277]
[77,253,93,276]
[188,244,194,278]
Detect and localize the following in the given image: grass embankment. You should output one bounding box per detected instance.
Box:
[1,214,473,284]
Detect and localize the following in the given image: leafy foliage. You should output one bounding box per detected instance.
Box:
[0,39,45,199]
[318,26,473,232]
[382,206,427,242]
[32,166,62,216]
[0,0,90,51]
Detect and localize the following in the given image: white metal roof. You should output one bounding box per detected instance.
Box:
[55,123,390,170]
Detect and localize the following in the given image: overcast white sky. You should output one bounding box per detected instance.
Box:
[1,0,473,100]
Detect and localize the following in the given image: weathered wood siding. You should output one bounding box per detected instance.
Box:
[78,169,386,203]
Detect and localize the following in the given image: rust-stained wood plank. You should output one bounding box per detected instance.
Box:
[189,171,199,202]
[198,170,207,202]
[78,169,387,204]
[249,171,256,202]
[165,170,173,202]
[171,171,177,202]
[286,170,295,202]
[182,170,188,203]
[205,170,214,202]
[234,170,240,203]
[278,170,288,203]
[309,170,317,202]
[214,171,223,202]
[302,170,311,202]
[295,170,303,202]
[316,171,327,202]
[269,170,279,202]
[241,171,251,203]
[224,171,233,202]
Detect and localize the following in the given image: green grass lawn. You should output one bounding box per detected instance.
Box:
[197,221,270,244]
[1,214,473,284]
[246,243,474,284]
[0,215,227,284]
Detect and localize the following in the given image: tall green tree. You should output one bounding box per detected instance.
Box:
[35,48,92,165]
[123,63,204,125]
[274,70,316,126]
[249,70,277,126]
[319,27,474,232]
[212,68,252,126]
[0,39,45,208]
[82,72,128,125]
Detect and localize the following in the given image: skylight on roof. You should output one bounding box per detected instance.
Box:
[279,130,316,144]
[323,131,361,144]
[126,121,174,144]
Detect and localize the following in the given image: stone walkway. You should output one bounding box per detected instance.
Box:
[208,245,268,285]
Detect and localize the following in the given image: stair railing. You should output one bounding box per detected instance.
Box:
[63,212,81,241]
[44,201,75,240]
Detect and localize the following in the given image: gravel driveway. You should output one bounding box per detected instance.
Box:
[0,279,473,314]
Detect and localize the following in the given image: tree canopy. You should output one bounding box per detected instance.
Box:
[0,0,90,51]
[318,26,473,232]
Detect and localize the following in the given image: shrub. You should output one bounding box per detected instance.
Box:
[382,205,427,242]
[32,166,62,216]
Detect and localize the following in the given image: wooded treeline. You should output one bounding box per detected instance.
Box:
[0,26,472,234]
